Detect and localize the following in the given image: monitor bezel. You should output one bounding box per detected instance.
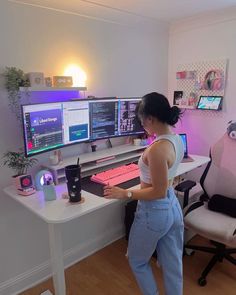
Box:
[196,96,223,111]
[21,97,145,157]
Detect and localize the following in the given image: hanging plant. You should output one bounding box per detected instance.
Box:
[3,67,30,121]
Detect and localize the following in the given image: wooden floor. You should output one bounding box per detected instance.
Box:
[20,236,236,295]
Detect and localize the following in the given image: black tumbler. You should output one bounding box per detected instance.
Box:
[65,164,81,202]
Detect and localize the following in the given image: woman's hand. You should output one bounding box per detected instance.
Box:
[103,185,127,199]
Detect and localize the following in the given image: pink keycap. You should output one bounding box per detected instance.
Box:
[90,164,139,185]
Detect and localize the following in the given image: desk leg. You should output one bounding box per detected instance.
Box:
[48,223,66,295]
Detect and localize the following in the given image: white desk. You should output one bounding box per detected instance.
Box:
[3,154,210,295]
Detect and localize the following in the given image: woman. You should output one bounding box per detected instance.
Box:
[104,92,184,295]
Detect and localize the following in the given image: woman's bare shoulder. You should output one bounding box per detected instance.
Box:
[149,140,170,154]
[148,139,175,168]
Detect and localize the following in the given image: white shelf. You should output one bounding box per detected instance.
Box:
[41,144,147,184]
[19,86,87,92]
[82,152,142,172]
[45,144,147,170]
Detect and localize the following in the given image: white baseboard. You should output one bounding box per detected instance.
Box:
[0,226,124,295]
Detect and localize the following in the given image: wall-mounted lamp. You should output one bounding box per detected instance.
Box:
[64,64,87,87]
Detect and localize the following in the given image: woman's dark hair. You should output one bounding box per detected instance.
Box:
[137,92,182,126]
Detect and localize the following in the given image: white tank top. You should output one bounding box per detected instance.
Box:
[138,134,184,184]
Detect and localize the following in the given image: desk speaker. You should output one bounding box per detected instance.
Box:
[13,174,35,196]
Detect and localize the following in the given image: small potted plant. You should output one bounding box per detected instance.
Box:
[2,150,38,193]
[3,67,30,121]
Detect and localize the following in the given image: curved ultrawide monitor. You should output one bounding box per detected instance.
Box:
[22,97,144,156]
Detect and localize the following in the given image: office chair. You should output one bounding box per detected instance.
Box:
[176,132,236,286]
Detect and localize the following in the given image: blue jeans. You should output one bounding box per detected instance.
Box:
[128,187,184,295]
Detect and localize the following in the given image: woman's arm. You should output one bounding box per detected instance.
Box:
[104,141,170,200]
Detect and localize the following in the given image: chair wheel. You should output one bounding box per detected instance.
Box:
[198,277,207,286]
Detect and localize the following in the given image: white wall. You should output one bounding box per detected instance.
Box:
[168,8,236,182]
[168,8,236,157]
[0,1,169,293]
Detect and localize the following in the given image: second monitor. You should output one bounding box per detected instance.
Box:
[89,97,143,140]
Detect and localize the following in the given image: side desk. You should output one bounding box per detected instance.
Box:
[3,154,210,295]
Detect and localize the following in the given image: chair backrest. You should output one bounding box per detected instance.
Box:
[202,133,236,199]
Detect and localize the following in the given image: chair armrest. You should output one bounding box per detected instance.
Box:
[175,180,196,193]
[183,200,205,217]
[175,180,197,208]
